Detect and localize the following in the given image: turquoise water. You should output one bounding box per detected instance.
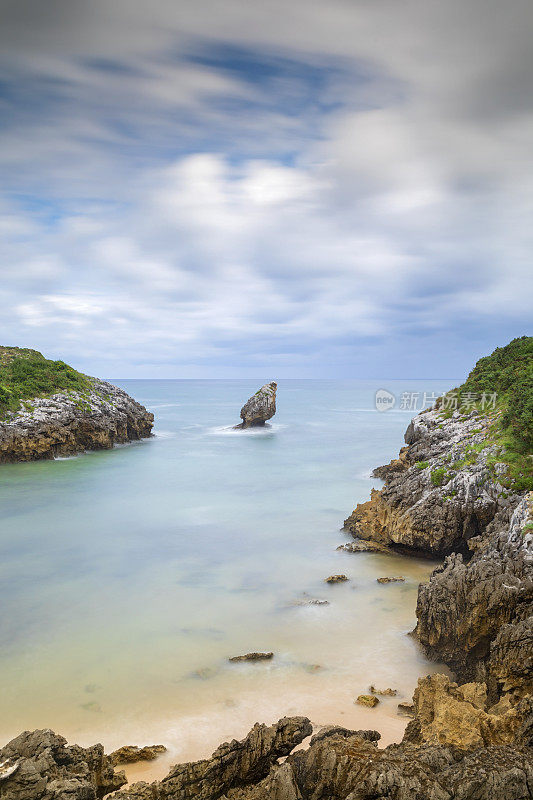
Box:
[0,379,453,766]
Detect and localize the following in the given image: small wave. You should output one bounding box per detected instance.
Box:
[153,430,178,439]
[54,454,80,461]
[148,403,181,409]
[207,423,286,437]
[357,469,375,480]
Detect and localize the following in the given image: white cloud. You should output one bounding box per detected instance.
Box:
[0,0,531,376]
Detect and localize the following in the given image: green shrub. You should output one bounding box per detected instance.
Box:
[431,467,450,487]
[445,337,533,492]
[0,346,90,416]
[415,461,429,470]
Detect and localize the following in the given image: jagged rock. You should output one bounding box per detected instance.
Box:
[229,652,273,662]
[324,574,348,583]
[0,729,126,799]
[221,723,533,800]
[344,408,521,556]
[369,685,397,696]
[416,495,533,696]
[0,378,153,462]
[404,673,532,749]
[356,695,379,708]
[110,744,167,765]
[336,540,388,553]
[235,383,277,428]
[114,716,312,799]
[377,576,405,583]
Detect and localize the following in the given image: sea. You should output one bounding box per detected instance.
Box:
[0,378,454,776]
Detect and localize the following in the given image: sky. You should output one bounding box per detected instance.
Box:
[0,0,531,379]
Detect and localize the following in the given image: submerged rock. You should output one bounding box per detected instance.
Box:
[229,652,274,662]
[376,576,405,583]
[288,595,329,607]
[369,685,397,696]
[336,539,389,553]
[325,574,349,583]
[235,382,277,428]
[110,745,167,765]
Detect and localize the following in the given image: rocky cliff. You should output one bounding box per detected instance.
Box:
[0,346,153,461]
[0,378,154,462]
[343,406,524,557]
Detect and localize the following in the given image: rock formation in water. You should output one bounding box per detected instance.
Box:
[110,745,167,765]
[236,382,277,428]
[0,347,153,462]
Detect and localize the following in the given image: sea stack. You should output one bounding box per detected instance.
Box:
[236,382,277,428]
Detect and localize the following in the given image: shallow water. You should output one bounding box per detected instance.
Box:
[0,379,453,767]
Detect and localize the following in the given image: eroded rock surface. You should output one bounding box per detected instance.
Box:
[110,744,167,765]
[113,716,312,799]
[344,407,522,556]
[0,728,126,799]
[236,382,277,428]
[0,378,153,462]
[416,494,533,694]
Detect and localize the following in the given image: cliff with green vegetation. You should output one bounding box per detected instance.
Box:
[0,346,91,416]
[0,346,154,462]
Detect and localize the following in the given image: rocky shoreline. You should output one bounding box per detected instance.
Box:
[0,378,154,462]
[1,388,531,798]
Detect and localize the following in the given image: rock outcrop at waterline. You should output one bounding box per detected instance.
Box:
[343,406,524,556]
[4,696,533,800]
[0,728,127,798]
[0,378,154,462]
[235,382,277,428]
[416,493,533,694]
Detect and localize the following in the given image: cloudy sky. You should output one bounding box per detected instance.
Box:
[1,0,531,378]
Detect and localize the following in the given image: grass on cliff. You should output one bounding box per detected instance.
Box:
[0,346,91,416]
[439,336,533,492]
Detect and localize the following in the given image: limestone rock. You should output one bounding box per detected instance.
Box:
[324,574,348,583]
[229,652,273,662]
[403,673,532,750]
[115,716,312,799]
[344,407,521,556]
[377,576,405,583]
[0,728,126,799]
[236,382,277,428]
[369,685,397,696]
[0,378,153,462]
[416,494,533,695]
[336,540,388,553]
[110,744,167,765]
[356,695,379,708]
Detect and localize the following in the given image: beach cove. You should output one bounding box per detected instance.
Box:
[0,379,452,776]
